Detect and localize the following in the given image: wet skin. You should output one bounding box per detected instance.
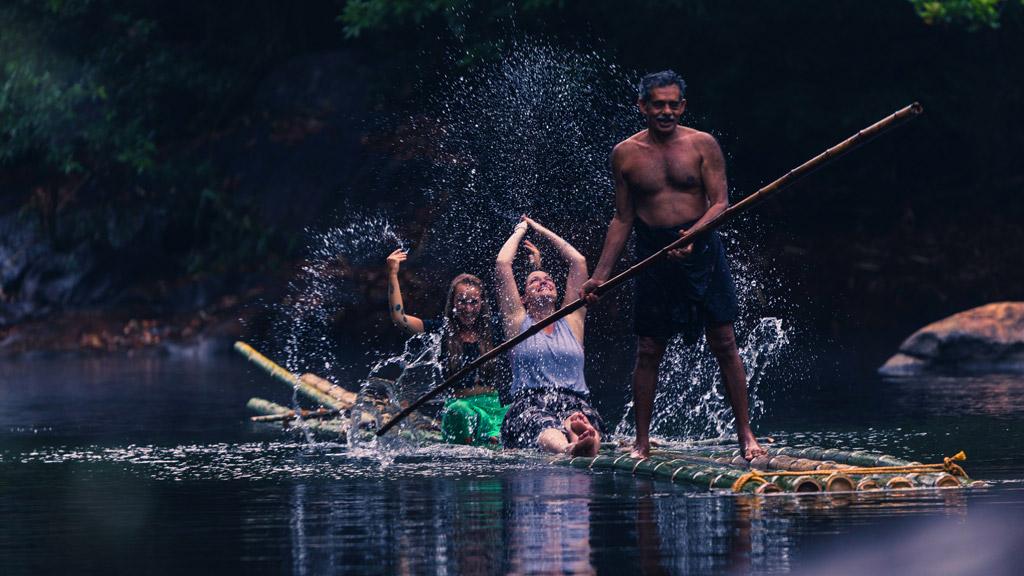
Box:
[452,283,482,333]
[522,270,558,334]
[537,412,600,457]
[582,83,764,460]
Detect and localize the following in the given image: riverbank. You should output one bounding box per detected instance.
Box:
[0,289,261,358]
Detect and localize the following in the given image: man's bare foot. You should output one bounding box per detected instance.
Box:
[739,431,766,460]
[629,439,650,459]
[569,429,600,457]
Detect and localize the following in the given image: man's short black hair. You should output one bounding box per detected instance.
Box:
[638,70,686,102]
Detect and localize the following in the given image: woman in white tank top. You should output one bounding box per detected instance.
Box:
[495,216,603,456]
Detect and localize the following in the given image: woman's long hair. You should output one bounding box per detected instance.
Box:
[442,273,494,381]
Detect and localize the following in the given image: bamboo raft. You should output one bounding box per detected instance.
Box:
[236,341,981,494]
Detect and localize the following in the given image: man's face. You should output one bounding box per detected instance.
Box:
[638,84,686,136]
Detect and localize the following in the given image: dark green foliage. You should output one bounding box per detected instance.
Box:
[2,0,1022,328]
[0,1,329,280]
[909,0,1022,29]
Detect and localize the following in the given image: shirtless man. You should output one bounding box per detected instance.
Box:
[580,70,766,460]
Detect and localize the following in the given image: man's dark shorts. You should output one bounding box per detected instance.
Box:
[633,218,738,344]
[501,388,605,449]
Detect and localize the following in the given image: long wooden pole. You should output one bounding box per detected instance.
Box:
[377,102,924,437]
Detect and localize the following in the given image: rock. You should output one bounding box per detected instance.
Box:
[879,302,1024,375]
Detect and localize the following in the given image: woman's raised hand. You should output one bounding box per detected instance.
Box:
[523,239,542,271]
[386,248,407,275]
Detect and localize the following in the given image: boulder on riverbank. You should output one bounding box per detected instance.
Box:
[879,302,1024,376]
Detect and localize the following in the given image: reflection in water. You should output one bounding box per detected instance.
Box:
[888,374,1024,418]
[4,356,1024,574]
[278,469,598,574]
[505,471,594,575]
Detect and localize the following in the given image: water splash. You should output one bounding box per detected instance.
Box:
[260,209,407,444]
[264,37,805,452]
[346,328,448,453]
[278,211,406,373]
[413,39,639,275]
[614,317,790,440]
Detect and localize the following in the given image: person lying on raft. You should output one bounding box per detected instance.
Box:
[495,217,604,457]
[386,250,508,446]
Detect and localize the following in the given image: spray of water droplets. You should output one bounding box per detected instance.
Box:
[612,225,800,441]
[414,40,638,271]
[271,209,406,381]
[268,37,805,446]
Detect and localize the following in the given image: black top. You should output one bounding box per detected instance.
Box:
[422,317,509,398]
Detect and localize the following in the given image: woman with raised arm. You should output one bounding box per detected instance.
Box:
[494,217,604,456]
[385,250,508,445]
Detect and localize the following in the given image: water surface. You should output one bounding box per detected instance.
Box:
[2,354,1023,575]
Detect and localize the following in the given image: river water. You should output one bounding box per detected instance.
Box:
[2,352,1023,575]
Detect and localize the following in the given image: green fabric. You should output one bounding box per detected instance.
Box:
[440,391,509,446]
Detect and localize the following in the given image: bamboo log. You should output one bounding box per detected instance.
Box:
[300,373,357,408]
[906,473,961,489]
[679,436,776,447]
[376,103,924,437]
[555,454,780,493]
[772,446,916,467]
[764,474,823,493]
[855,477,881,491]
[246,397,350,436]
[881,475,914,489]
[246,397,292,416]
[822,473,856,492]
[685,446,917,469]
[251,408,341,423]
[234,341,346,410]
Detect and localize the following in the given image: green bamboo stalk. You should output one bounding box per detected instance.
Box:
[553,454,780,493]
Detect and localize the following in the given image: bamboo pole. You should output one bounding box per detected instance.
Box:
[246,397,350,436]
[886,476,915,489]
[246,397,292,416]
[234,341,347,410]
[300,373,358,408]
[378,102,924,437]
[251,408,341,423]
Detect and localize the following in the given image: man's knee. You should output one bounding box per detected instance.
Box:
[705,324,738,358]
[635,337,667,371]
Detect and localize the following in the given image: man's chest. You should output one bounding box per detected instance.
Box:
[622,149,703,195]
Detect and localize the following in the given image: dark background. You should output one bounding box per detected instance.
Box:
[1,0,1022,364]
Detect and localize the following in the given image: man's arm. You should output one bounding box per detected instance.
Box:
[581,144,634,301]
[692,132,729,228]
